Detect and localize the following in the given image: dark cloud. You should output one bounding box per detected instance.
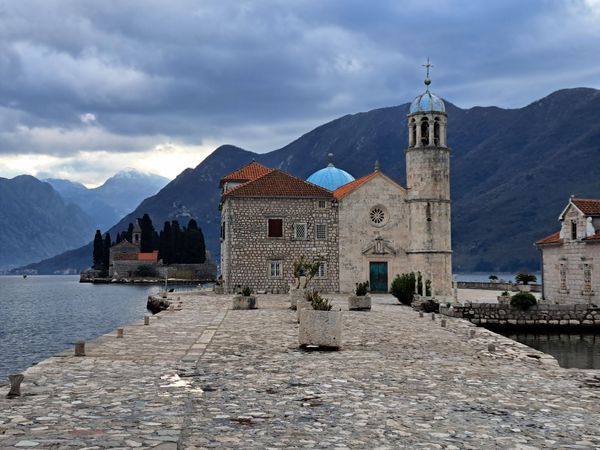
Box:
[0,0,599,171]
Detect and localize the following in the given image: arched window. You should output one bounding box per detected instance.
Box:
[434,118,440,146]
[410,120,416,147]
[571,221,577,240]
[420,118,429,146]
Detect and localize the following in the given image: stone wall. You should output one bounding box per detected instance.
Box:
[110,261,216,280]
[221,196,339,293]
[442,303,600,328]
[457,281,542,293]
[541,241,599,305]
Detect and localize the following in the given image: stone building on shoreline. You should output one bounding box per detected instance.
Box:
[220,73,453,298]
[536,197,600,304]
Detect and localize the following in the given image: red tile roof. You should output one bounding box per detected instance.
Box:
[584,229,600,241]
[138,251,159,262]
[572,198,600,216]
[333,172,378,199]
[223,169,333,198]
[221,161,272,185]
[535,231,562,245]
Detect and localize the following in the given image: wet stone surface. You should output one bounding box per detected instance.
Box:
[1,291,600,449]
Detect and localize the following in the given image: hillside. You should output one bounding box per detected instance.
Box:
[19,87,600,274]
[47,169,170,231]
[0,176,95,270]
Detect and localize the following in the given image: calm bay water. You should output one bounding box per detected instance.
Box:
[0,275,165,383]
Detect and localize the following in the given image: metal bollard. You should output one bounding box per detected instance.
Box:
[419,311,423,318]
[117,328,124,338]
[144,316,150,326]
[469,329,476,338]
[488,343,496,352]
[441,319,447,328]
[431,313,436,321]
[75,341,85,357]
[7,374,24,398]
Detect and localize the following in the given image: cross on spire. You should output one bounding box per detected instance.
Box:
[422,57,433,87]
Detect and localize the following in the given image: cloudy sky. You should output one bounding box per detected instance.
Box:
[1,0,600,186]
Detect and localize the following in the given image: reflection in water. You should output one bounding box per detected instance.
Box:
[502,332,600,369]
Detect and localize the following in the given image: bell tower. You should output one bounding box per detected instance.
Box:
[405,59,453,298]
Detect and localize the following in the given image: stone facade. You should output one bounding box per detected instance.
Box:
[221,196,339,294]
[537,199,600,305]
[338,173,410,293]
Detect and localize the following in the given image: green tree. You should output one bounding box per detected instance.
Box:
[515,272,537,285]
[139,214,155,253]
[92,230,103,269]
[158,221,172,264]
[170,220,182,263]
[125,223,134,242]
[102,232,112,275]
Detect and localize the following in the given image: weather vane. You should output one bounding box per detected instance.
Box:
[422,57,433,87]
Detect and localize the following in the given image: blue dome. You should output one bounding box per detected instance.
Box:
[307,164,355,191]
[410,90,445,114]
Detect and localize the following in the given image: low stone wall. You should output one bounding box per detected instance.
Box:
[457,281,541,293]
[110,261,216,281]
[441,302,600,328]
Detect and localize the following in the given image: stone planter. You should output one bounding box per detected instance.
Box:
[299,309,342,349]
[289,288,307,310]
[348,295,371,311]
[296,298,313,322]
[517,284,531,292]
[232,295,257,310]
[497,295,511,305]
[214,285,224,294]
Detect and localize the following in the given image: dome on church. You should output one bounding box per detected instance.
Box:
[307,163,355,191]
[410,90,445,114]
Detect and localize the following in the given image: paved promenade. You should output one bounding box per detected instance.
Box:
[2,292,600,449]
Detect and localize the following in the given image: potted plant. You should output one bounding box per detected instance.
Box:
[497,291,511,305]
[515,272,537,292]
[488,275,498,283]
[232,286,257,310]
[299,290,342,350]
[510,292,537,311]
[348,281,371,311]
[290,256,321,310]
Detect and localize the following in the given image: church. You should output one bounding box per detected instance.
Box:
[219,73,453,298]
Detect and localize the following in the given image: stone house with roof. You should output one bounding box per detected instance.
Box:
[219,75,454,298]
[536,197,600,304]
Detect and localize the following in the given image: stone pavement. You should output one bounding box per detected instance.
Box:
[1,291,600,449]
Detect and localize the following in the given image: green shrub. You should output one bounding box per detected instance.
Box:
[501,291,510,297]
[304,289,333,311]
[293,256,322,288]
[510,292,537,310]
[135,265,159,278]
[515,272,537,285]
[355,281,369,296]
[489,275,498,281]
[390,273,430,305]
[241,286,253,297]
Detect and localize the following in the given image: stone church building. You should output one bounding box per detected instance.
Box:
[220,77,453,298]
[536,197,600,304]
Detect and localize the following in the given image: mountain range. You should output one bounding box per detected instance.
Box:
[15,87,600,274]
[46,169,170,231]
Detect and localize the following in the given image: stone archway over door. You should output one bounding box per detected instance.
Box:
[370,262,388,292]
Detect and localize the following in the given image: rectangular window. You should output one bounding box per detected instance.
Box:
[268,219,283,238]
[572,221,578,240]
[270,260,282,278]
[560,264,568,292]
[220,222,226,240]
[584,264,592,293]
[315,223,327,240]
[316,262,326,278]
[293,222,307,240]
[318,200,327,209]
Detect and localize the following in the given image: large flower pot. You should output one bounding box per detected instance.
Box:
[517,284,531,292]
[497,295,511,305]
[299,309,342,349]
[296,298,312,322]
[348,295,371,311]
[232,295,257,310]
[289,288,307,310]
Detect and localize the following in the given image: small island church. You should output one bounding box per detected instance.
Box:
[220,73,453,298]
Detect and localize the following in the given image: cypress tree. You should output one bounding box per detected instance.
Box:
[93,230,103,269]
[125,223,134,242]
[139,214,155,253]
[158,221,172,264]
[102,232,112,275]
[171,220,182,263]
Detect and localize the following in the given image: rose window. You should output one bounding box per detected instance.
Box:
[370,207,386,225]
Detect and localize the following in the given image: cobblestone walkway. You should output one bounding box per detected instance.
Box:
[1,292,600,449]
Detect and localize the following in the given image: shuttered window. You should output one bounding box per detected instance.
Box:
[268,219,283,238]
